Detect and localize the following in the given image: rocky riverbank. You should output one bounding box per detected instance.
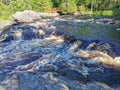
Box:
[0,10,120,90]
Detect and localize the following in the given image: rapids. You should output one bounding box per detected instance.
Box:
[0,17,120,90]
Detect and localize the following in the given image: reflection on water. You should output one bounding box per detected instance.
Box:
[55,21,120,43]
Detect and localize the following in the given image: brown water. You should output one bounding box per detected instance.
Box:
[0,19,120,90]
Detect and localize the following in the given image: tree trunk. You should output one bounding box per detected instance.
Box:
[91,0,94,13]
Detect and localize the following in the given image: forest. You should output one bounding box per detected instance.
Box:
[0,0,120,21]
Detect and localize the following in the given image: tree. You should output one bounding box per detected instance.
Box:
[32,0,53,12]
[11,0,32,13]
[51,0,62,7]
[90,0,94,13]
[59,0,77,14]
[0,2,11,21]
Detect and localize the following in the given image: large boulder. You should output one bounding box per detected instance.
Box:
[12,10,41,23]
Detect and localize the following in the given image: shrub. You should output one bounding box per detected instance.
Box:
[32,0,53,12]
[12,0,32,13]
[0,3,11,21]
[51,0,61,7]
[77,5,87,12]
[59,0,77,15]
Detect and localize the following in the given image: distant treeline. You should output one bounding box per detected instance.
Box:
[0,0,120,20]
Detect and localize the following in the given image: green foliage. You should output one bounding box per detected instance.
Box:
[51,0,62,7]
[12,0,32,13]
[0,0,120,21]
[113,6,120,20]
[77,5,87,12]
[32,0,53,12]
[93,10,113,16]
[59,0,77,15]
[0,3,11,22]
[76,0,90,6]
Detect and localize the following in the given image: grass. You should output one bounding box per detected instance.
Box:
[93,10,113,16]
[75,10,113,19]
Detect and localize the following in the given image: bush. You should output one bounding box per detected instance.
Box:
[51,0,61,7]
[12,0,32,13]
[0,3,11,21]
[59,0,77,15]
[93,10,113,16]
[77,5,87,12]
[32,0,53,12]
[113,6,120,20]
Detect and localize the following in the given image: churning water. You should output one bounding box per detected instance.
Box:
[0,19,120,89]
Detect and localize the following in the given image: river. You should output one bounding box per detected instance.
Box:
[0,17,120,90]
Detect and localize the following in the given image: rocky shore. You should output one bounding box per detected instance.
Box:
[0,10,120,90]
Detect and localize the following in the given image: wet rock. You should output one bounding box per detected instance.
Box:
[13,30,23,40]
[85,82,113,90]
[95,43,114,55]
[12,10,41,23]
[36,30,45,35]
[95,18,114,24]
[0,20,16,31]
[69,41,82,52]
[0,74,20,90]
[22,30,39,40]
[17,24,36,31]
[88,66,120,87]
[64,35,76,44]
[39,64,56,72]
[19,73,41,90]
[57,68,87,82]
[1,35,14,42]
[19,72,70,90]
[86,42,97,50]
[115,20,120,26]
[79,40,93,49]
